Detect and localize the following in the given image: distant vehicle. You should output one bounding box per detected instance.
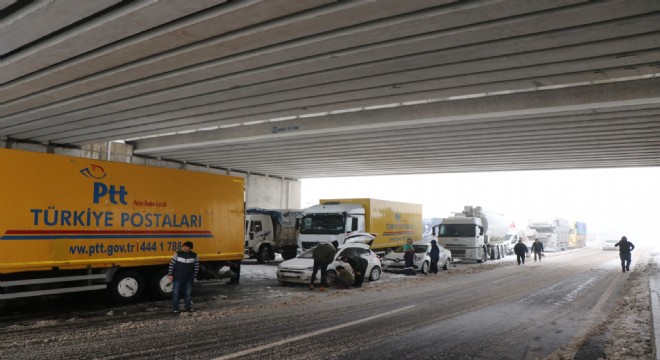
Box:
[277,243,381,285]
[245,208,302,263]
[527,218,570,252]
[602,239,619,251]
[434,206,511,263]
[297,198,423,255]
[382,241,452,274]
[502,229,531,255]
[568,221,588,249]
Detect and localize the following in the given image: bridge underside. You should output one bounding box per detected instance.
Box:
[2,0,660,178]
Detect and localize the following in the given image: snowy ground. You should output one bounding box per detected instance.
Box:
[241,249,655,360]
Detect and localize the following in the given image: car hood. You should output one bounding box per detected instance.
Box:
[383,253,405,262]
[279,257,314,270]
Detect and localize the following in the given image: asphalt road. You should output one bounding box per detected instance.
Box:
[0,247,639,360]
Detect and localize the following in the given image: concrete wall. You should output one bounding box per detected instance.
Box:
[0,139,301,210]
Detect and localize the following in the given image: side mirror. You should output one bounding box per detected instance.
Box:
[295,218,300,230]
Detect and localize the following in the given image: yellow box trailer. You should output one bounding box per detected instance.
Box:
[0,149,244,301]
[299,198,423,252]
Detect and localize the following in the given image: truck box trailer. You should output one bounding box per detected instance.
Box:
[0,149,244,301]
[245,208,302,263]
[434,206,511,262]
[298,198,423,253]
[568,221,587,249]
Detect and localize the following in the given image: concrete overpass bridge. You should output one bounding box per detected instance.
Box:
[2,0,660,205]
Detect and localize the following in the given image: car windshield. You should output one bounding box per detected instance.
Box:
[391,244,427,253]
[438,224,476,237]
[299,214,345,235]
[298,248,315,259]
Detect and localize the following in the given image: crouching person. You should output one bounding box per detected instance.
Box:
[334,265,354,289]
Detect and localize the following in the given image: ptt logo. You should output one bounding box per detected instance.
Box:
[80,164,107,179]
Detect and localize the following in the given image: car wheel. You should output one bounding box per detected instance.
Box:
[326,270,337,286]
[420,261,429,274]
[368,266,381,281]
[443,259,451,270]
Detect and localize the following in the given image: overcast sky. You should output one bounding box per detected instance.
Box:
[301,167,659,245]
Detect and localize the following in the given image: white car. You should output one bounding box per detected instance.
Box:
[277,243,381,285]
[382,241,452,274]
[602,239,619,251]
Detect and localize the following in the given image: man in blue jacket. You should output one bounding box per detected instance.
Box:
[168,241,199,313]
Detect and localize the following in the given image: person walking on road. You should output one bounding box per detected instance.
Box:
[513,239,528,266]
[429,240,441,274]
[341,255,368,287]
[310,242,336,291]
[615,235,635,272]
[403,238,416,276]
[168,241,199,313]
[531,239,544,262]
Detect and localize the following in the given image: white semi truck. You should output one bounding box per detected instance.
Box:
[245,208,302,263]
[297,198,423,254]
[527,218,569,252]
[433,206,511,263]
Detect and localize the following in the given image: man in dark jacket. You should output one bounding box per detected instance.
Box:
[341,255,368,287]
[429,240,441,274]
[531,239,544,262]
[168,241,199,313]
[513,239,528,266]
[310,242,336,291]
[615,236,635,272]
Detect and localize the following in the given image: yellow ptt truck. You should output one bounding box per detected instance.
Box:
[0,149,244,301]
[298,198,423,253]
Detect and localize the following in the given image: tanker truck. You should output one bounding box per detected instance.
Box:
[297,198,423,254]
[0,149,245,302]
[433,206,511,263]
[245,208,302,263]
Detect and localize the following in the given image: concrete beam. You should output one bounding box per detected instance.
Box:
[133,78,660,153]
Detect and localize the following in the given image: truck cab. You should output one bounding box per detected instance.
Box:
[245,214,274,263]
[245,209,302,263]
[435,216,489,263]
[298,203,366,250]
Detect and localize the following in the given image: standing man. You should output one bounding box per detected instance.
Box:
[429,240,441,275]
[341,255,368,287]
[168,241,199,313]
[310,242,336,291]
[615,236,635,272]
[513,239,528,266]
[403,238,416,276]
[531,239,544,262]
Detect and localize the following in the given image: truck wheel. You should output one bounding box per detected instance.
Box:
[477,248,487,263]
[442,259,451,270]
[420,261,429,274]
[257,246,271,264]
[148,268,172,300]
[109,270,144,302]
[368,266,381,281]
